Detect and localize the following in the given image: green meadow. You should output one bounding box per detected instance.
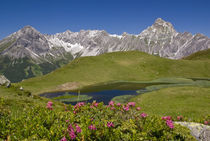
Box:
[1,50,210,140]
[17,51,210,95]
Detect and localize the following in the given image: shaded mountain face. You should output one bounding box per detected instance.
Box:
[0,18,209,82]
[0,26,73,82]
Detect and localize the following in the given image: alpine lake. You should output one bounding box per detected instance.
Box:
[40,78,210,105]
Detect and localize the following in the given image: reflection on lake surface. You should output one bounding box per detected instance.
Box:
[40,78,210,105]
[40,89,138,105]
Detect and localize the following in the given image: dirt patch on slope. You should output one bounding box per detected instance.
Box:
[55,82,81,91]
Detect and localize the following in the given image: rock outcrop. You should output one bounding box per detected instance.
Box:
[0,75,11,87]
[175,122,210,141]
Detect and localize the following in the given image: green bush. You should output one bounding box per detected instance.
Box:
[0,100,196,141]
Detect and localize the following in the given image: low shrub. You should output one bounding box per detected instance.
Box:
[0,99,196,140]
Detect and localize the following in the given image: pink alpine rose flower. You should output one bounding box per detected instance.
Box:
[75,124,82,133]
[66,120,69,123]
[74,102,85,109]
[107,122,114,128]
[136,107,141,111]
[69,130,76,140]
[166,120,174,129]
[109,101,115,106]
[140,113,147,118]
[60,136,67,141]
[93,102,99,107]
[128,102,136,107]
[68,124,74,132]
[123,105,129,111]
[46,101,53,110]
[88,124,96,130]
[117,103,121,106]
[68,124,77,139]
[162,116,172,121]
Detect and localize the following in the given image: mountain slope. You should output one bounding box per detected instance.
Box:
[0,26,74,82]
[45,18,210,59]
[1,18,210,82]
[17,51,210,95]
[183,48,210,60]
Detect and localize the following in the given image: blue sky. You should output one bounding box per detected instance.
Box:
[0,0,210,39]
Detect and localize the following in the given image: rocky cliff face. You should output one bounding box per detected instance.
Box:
[0,18,209,82]
[44,18,210,59]
[1,18,209,61]
[0,26,71,62]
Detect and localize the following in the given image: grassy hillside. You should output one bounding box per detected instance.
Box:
[130,86,210,119]
[0,85,64,116]
[17,51,210,95]
[183,49,210,60]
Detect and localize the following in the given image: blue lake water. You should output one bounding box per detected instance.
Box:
[40,89,138,105]
[39,78,210,105]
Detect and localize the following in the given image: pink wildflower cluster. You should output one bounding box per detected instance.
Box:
[109,101,114,106]
[128,102,135,107]
[117,103,121,106]
[177,115,183,121]
[88,124,96,130]
[123,105,129,111]
[46,101,53,110]
[74,102,85,109]
[60,136,67,141]
[90,101,99,108]
[107,122,114,128]
[122,102,136,112]
[162,116,174,129]
[108,101,116,110]
[166,120,174,129]
[73,102,85,114]
[136,107,141,111]
[67,124,82,140]
[140,113,148,118]
[75,124,82,133]
[162,116,172,120]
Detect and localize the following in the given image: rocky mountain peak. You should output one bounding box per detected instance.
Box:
[63,29,72,35]
[153,18,176,34]
[12,25,41,39]
[55,29,73,38]
[154,18,168,24]
[19,25,39,34]
[139,18,178,38]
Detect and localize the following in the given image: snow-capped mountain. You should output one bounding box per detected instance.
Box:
[45,18,209,60]
[0,18,209,82]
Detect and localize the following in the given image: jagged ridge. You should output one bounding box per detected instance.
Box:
[0,18,209,82]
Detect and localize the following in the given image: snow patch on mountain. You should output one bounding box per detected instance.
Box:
[0,18,209,62]
[47,37,83,57]
[69,43,84,56]
[109,34,123,39]
[88,30,100,38]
